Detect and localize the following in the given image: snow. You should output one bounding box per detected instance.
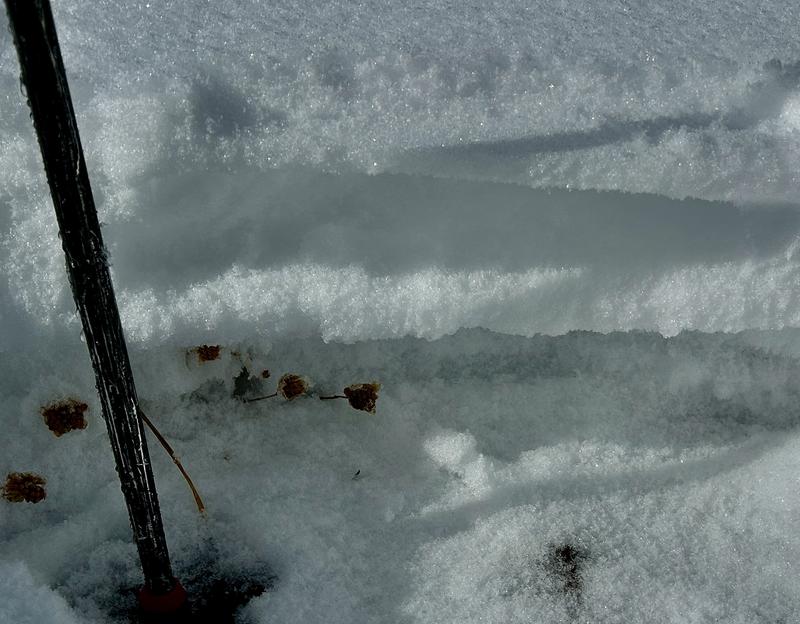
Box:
[4,331,800,622]
[0,561,84,624]
[2,0,800,622]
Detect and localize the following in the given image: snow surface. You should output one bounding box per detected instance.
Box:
[2,1,800,622]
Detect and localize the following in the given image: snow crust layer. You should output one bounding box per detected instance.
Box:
[2,1,800,345]
[5,167,800,348]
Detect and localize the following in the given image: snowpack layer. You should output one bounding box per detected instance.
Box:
[2,328,800,623]
[3,2,800,345]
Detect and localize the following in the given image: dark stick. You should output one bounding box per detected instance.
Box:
[319,395,347,400]
[243,392,279,403]
[4,0,178,599]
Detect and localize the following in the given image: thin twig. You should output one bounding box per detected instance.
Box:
[319,395,347,400]
[243,392,278,403]
[139,409,206,516]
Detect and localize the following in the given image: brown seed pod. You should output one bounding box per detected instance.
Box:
[41,398,88,437]
[277,374,308,400]
[195,345,222,362]
[2,472,46,504]
[343,382,381,413]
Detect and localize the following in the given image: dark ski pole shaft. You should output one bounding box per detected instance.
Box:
[4,0,184,609]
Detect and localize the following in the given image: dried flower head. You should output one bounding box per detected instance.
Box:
[232,366,264,401]
[343,382,381,413]
[2,472,46,503]
[278,374,308,400]
[41,398,88,437]
[195,345,222,362]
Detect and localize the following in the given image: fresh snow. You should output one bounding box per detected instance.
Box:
[2,1,800,622]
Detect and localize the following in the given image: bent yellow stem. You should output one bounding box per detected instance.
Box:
[139,410,206,516]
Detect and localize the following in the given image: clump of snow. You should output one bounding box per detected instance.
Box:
[424,430,494,497]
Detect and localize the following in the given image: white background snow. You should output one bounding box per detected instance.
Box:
[2,1,800,622]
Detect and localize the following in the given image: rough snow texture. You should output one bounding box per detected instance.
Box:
[3,3,800,345]
[3,330,800,623]
[3,1,800,623]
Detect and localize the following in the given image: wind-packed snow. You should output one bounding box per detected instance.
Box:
[2,1,800,622]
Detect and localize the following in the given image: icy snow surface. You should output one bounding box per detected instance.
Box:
[2,0,800,622]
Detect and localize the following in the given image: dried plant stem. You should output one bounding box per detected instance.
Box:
[243,392,278,403]
[139,410,206,516]
[319,395,347,400]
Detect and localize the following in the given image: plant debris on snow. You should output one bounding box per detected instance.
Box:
[343,382,381,413]
[2,472,47,504]
[194,345,222,362]
[319,382,382,413]
[41,398,88,437]
[546,543,586,598]
[233,366,266,401]
[277,373,308,400]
